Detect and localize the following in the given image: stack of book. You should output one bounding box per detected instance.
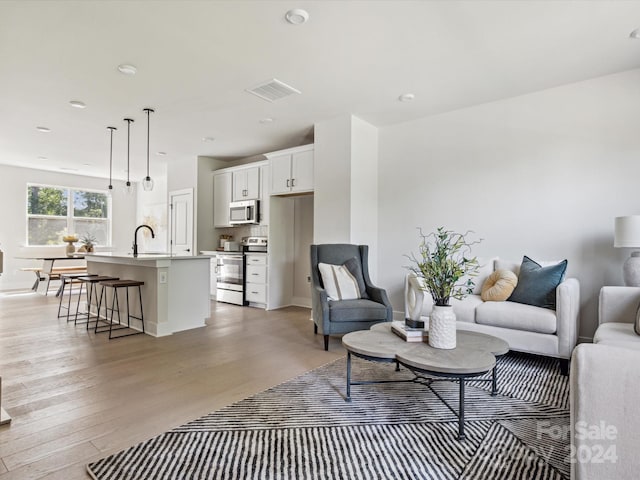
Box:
[391,320,428,343]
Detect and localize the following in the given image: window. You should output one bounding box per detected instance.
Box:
[27,184,111,246]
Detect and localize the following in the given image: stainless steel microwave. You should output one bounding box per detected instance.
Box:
[229,199,259,225]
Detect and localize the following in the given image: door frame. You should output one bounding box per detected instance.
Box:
[169,188,194,256]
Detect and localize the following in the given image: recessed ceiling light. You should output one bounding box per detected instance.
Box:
[69,100,86,109]
[118,64,137,75]
[260,117,274,124]
[156,151,167,156]
[36,126,51,132]
[399,93,416,102]
[82,163,91,166]
[37,156,48,160]
[285,8,309,25]
[630,28,640,39]
[202,136,216,142]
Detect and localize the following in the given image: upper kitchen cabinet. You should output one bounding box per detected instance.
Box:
[267,145,314,196]
[232,166,260,201]
[213,171,232,227]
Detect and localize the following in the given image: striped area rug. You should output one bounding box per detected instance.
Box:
[87,352,569,480]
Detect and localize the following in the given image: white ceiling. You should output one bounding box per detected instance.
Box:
[1,0,640,182]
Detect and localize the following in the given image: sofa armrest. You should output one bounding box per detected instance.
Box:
[571,344,640,479]
[556,277,580,359]
[599,286,640,325]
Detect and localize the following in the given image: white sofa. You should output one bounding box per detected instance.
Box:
[404,258,580,373]
[570,287,640,479]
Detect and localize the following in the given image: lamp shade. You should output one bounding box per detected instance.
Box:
[614,216,640,248]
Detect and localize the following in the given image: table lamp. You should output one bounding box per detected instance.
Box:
[614,215,640,286]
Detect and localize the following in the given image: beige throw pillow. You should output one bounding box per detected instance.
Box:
[481,269,518,302]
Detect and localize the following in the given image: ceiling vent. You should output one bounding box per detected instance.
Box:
[246,78,301,102]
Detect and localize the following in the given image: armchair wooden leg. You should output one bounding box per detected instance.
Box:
[324,335,329,351]
[314,323,318,335]
[559,358,569,376]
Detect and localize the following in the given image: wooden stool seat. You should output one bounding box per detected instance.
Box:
[99,279,144,288]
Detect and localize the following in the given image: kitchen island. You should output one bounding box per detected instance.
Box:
[86,253,211,337]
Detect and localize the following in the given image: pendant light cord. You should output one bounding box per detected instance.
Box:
[107,126,116,189]
[143,108,154,179]
[124,118,134,185]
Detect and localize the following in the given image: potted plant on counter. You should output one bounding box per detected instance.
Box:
[78,233,97,253]
[406,227,481,349]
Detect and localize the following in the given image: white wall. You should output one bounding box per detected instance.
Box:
[350,117,379,282]
[313,115,379,281]
[378,68,640,339]
[314,115,352,243]
[0,165,136,290]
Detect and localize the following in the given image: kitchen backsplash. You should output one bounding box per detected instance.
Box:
[216,225,268,243]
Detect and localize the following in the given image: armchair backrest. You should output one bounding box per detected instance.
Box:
[310,244,370,289]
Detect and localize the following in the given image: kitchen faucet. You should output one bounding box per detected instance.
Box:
[133,224,155,257]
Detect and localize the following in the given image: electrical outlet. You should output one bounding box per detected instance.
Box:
[307,276,311,283]
[159,272,167,284]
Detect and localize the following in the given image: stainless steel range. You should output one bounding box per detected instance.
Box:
[215,251,244,305]
[215,236,267,306]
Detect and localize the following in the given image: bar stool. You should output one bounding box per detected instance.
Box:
[57,272,96,321]
[74,275,119,327]
[97,279,145,339]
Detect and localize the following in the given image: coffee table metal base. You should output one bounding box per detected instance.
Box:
[345,351,500,441]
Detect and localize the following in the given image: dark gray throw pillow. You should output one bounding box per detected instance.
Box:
[343,257,369,299]
[507,256,567,310]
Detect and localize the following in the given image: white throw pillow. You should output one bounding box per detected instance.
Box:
[318,262,361,301]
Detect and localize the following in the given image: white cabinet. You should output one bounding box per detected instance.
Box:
[245,254,267,307]
[213,172,232,227]
[268,146,314,195]
[232,166,260,201]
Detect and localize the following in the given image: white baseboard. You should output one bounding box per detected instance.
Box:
[291,297,312,309]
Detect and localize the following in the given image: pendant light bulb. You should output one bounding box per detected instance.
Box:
[141,108,155,191]
[107,126,117,194]
[124,118,134,195]
[143,176,154,191]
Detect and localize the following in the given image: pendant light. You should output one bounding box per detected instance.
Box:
[106,126,116,194]
[142,107,155,191]
[124,118,134,194]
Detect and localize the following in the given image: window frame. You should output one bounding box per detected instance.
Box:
[26,183,113,247]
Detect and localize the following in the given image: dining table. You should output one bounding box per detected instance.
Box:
[16,255,86,295]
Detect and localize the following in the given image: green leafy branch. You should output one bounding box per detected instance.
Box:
[406,227,482,306]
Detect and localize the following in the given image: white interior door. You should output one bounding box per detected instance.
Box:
[169,188,194,256]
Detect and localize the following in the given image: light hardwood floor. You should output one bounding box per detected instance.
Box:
[0,290,343,479]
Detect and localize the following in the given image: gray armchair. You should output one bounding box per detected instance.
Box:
[310,244,393,350]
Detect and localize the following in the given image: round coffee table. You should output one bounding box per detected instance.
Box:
[342,322,509,440]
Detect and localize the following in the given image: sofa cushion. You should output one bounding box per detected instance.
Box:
[481,269,518,302]
[451,294,484,323]
[594,322,640,348]
[508,256,567,310]
[328,299,389,323]
[476,300,557,334]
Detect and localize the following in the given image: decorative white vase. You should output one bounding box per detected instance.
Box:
[429,305,457,349]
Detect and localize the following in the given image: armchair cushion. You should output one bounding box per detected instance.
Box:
[328,299,389,323]
[318,261,362,300]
